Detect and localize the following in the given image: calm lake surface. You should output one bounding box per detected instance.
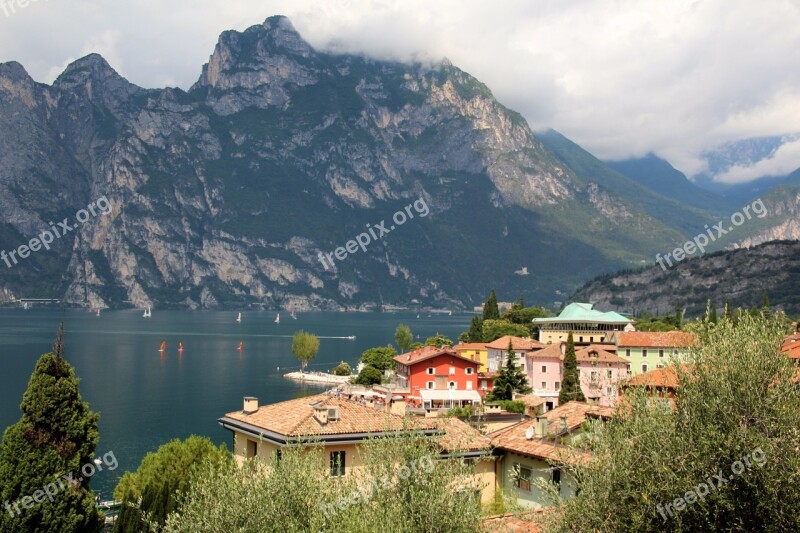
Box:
[0,308,468,499]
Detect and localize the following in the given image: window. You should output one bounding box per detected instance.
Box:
[590,371,598,381]
[579,336,583,343]
[642,364,648,373]
[426,381,435,389]
[516,465,532,491]
[426,367,434,375]
[642,349,648,358]
[590,336,594,343]
[246,440,257,459]
[673,349,679,356]
[541,381,547,390]
[659,349,664,358]
[448,381,456,390]
[625,349,631,357]
[607,370,613,379]
[330,451,346,477]
[480,380,487,389]
[555,381,561,391]
[466,367,474,375]
[627,364,631,374]
[449,366,456,375]
[275,449,282,464]
[551,467,562,486]
[606,386,612,395]
[541,365,547,373]
[657,363,664,369]
[466,381,473,390]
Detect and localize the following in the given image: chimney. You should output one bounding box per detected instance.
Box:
[243,397,258,414]
[534,415,549,438]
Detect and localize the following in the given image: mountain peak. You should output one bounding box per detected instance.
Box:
[52,53,137,100]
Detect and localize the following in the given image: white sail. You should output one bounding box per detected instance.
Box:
[275,313,280,324]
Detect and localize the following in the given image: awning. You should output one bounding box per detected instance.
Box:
[420,389,482,402]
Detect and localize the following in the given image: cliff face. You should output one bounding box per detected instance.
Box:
[0,16,705,310]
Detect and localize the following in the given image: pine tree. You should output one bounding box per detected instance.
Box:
[559,332,586,404]
[459,315,484,343]
[0,323,102,532]
[487,339,531,401]
[483,290,500,320]
[705,299,718,324]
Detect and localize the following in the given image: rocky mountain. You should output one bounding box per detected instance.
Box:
[0,16,783,310]
[571,240,800,316]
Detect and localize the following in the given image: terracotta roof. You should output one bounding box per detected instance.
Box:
[489,401,612,462]
[617,331,697,348]
[430,417,491,453]
[625,365,686,389]
[527,343,564,359]
[479,371,498,379]
[453,343,487,351]
[515,394,546,408]
[393,346,478,366]
[781,337,800,359]
[575,347,628,364]
[586,343,616,352]
[222,393,431,438]
[483,513,544,532]
[486,336,545,351]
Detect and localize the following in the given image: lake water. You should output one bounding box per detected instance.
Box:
[0,308,468,500]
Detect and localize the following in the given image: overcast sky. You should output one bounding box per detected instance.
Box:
[1,0,798,183]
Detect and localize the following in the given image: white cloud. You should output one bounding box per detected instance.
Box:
[715,138,800,184]
[0,0,798,181]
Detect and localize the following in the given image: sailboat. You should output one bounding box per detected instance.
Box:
[274,313,280,324]
[159,341,166,353]
[143,307,151,318]
[95,308,100,317]
[290,311,297,320]
[237,341,243,351]
[23,302,28,310]
[236,312,242,324]
[178,342,184,355]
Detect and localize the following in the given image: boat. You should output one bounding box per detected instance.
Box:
[236,312,242,324]
[159,341,166,352]
[346,335,356,340]
[275,313,280,324]
[416,314,420,319]
[237,341,243,351]
[96,308,100,317]
[290,311,297,320]
[143,307,151,318]
[178,342,184,352]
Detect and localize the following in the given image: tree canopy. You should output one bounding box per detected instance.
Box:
[481,319,529,343]
[360,347,397,372]
[558,332,585,404]
[482,290,500,320]
[487,339,531,401]
[394,324,414,352]
[423,333,454,348]
[0,324,103,533]
[292,331,320,371]
[353,366,383,386]
[546,314,800,532]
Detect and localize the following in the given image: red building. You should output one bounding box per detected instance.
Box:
[394,346,482,409]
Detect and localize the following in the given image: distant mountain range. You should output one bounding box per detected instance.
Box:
[0,15,796,310]
[572,240,800,316]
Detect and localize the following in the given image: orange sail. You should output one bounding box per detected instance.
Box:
[159,341,166,352]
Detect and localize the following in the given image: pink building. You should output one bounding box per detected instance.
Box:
[525,343,627,409]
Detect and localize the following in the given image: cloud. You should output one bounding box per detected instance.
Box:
[0,0,798,181]
[715,138,800,184]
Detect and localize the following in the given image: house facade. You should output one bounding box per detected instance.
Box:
[486,336,545,374]
[490,401,614,509]
[532,303,634,345]
[453,342,489,373]
[576,346,628,407]
[218,393,498,503]
[616,331,697,376]
[393,346,482,410]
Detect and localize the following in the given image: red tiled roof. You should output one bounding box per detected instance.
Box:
[393,346,478,366]
[515,394,546,408]
[222,393,430,437]
[430,417,491,453]
[617,331,697,348]
[527,343,564,359]
[453,343,487,351]
[575,347,628,364]
[483,512,544,532]
[486,336,545,351]
[625,365,687,389]
[489,401,613,462]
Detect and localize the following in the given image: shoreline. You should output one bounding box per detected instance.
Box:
[283,371,352,385]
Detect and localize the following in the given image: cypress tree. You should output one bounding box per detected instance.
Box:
[488,339,531,401]
[559,332,586,404]
[705,299,718,324]
[675,302,683,329]
[483,290,500,320]
[0,323,102,533]
[763,292,771,318]
[724,300,732,321]
[461,315,484,343]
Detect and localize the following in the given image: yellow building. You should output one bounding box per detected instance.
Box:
[218,393,497,504]
[453,342,489,373]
